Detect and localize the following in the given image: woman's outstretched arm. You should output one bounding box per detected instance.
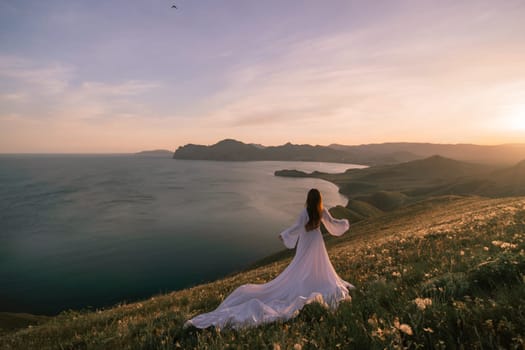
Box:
[279,209,307,249]
[322,208,350,237]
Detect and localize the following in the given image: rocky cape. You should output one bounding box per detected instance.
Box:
[173,139,361,164]
[135,149,173,158]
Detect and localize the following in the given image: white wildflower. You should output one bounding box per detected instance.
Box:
[398,324,413,336]
[492,240,517,249]
[414,297,433,310]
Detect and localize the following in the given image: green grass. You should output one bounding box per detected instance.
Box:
[355,191,409,212]
[2,196,525,349]
[345,199,383,218]
[0,313,49,334]
[328,205,366,223]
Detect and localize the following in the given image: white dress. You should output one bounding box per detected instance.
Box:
[186,207,354,329]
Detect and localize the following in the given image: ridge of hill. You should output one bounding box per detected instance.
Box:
[329,142,525,165]
[2,196,525,349]
[401,157,525,199]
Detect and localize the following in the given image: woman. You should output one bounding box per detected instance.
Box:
[186,188,354,329]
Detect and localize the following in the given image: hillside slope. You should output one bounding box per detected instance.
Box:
[2,196,525,349]
[318,155,494,195]
[276,156,525,215]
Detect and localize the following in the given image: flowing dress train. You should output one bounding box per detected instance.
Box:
[185,207,354,329]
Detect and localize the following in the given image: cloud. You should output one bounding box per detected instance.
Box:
[78,81,161,97]
[0,55,74,94]
[0,93,26,101]
[195,3,525,142]
[0,55,162,123]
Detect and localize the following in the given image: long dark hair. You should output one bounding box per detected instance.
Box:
[305,188,323,231]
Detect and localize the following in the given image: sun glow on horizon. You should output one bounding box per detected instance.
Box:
[502,104,525,131]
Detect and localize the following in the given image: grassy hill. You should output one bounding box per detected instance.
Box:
[277,156,525,214]
[277,155,495,195]
[2,196,524,349]
[484,159,525,197]
[401,158,525,199]
[316,155,495,196]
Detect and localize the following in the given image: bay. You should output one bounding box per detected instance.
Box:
[0,155,365,314]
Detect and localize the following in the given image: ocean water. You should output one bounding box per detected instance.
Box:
[0,155,364,315]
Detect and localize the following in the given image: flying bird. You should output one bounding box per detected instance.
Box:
[171,4,177,9]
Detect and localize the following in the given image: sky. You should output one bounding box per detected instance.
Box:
[0,0,525,153]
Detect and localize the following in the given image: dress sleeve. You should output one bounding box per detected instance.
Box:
[279,209,307,249]
[322,208,349,237]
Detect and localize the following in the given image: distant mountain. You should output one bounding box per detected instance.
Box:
[173,139,360,164]
[135,150,173,158]
[173,139,525,166]
[329,142,525,165]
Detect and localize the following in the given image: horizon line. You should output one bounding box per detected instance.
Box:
[2,140,525,154]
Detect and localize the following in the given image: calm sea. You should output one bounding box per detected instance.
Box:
[0,155,364,315]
